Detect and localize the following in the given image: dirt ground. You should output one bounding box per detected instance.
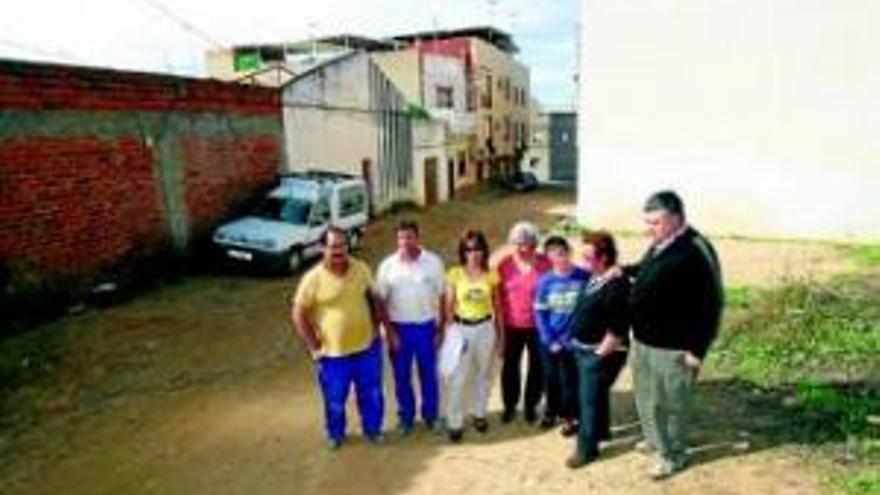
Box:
[0,188,857,495]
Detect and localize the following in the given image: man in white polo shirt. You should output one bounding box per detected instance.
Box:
[376,220,446,435]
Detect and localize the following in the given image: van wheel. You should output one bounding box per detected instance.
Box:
[286,248,303,273]
[348,230,362,250]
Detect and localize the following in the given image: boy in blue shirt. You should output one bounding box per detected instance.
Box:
[534,236,590,435]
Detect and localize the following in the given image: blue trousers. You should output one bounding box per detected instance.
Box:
[540,347,579,420]
[574,348,628,459]
[389,320,439,428]
[316,338,384,441]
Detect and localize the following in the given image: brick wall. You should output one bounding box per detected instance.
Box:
[180,133,279,241]
[0,59,283,305]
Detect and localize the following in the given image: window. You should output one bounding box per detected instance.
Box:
[435,85,454,109]
[311,198,331,224]
[255,197,310,225]
[338,186,366,218]
[458,156,466,177]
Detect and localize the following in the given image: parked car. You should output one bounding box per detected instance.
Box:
[502,170,539,192]
[212,171,369,273]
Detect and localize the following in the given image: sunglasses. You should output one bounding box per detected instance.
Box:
[464,246,484,253]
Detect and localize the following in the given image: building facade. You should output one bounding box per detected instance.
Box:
[525,109,578,185]
[373,46,473,201]
[281,52,414,213]
[394,28,531,186]
[209,27,531,209]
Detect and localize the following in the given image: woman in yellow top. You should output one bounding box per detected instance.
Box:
[441,229,504,442]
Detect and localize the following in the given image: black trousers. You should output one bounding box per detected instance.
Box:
[500,327,544,414]
[574,348,628,459]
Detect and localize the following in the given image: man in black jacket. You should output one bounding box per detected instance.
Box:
[628,190,723,480]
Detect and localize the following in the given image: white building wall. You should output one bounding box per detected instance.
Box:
[578,0,880,242]
[282,53,417,213]
[282,54,375,176]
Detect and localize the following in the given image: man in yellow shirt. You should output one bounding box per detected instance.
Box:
[292,227,386,449]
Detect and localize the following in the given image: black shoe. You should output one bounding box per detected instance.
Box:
[524,408,538,423]
[501,409,516,423]
[566,453,596,469]
[539,415,557,429]
[448,429,464,443]
[474,417,489,433]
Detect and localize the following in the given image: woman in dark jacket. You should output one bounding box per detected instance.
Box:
[566,230,631,468]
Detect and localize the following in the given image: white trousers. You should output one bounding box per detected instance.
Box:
[443,320,496,430]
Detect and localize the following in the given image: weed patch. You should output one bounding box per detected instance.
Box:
[713,275,880,492]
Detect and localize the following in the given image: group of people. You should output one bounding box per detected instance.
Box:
[291,190,724,480]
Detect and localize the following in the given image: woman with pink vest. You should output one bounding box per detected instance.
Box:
[496,222,551,423]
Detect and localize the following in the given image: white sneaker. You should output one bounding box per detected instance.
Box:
[634,439,656,454]
[650,457,686,481]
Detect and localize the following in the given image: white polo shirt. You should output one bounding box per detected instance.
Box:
[376,249,445,324]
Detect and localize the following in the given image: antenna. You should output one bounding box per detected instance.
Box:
[307,21,319,61]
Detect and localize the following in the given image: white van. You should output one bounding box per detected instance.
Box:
[212,171,369,273]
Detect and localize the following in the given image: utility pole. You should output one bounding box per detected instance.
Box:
[488,0,498,31]
[307,21,318,62]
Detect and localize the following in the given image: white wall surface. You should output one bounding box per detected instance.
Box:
[282,54,376,177]
[578,0,880,241]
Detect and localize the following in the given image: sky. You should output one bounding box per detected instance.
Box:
[0,0,579,109]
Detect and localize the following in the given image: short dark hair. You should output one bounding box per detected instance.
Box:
[457,229,490,269]
[396,219,419,236]
[320,226,348,246]
[644,190,685,219]
[582,230,618,265]
[543,235,570,253]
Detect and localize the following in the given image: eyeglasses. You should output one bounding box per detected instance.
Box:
[464,246,484,253]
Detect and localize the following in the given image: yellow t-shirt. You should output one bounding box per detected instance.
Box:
[446,266,500,321]
[294,259,375,357]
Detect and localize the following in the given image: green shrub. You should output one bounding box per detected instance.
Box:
[844,244,880,267]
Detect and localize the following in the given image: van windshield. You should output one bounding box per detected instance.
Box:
[254,198,312,225]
